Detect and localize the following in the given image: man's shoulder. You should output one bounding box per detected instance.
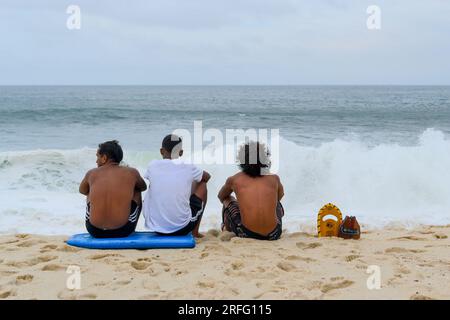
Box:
[264,173,281,183]
[121,165,138,172]
[173,159,201,171]
[85,167,99,176]
[228,172,243,182]
[146,159,162,170]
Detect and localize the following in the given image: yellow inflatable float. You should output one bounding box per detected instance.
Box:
[317,203,343,237]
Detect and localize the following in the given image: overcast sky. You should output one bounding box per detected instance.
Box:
[1,0,449,85]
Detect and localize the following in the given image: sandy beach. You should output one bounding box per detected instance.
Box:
[0,225,449,300]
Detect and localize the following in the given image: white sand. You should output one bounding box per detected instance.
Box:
[0,225,449,300]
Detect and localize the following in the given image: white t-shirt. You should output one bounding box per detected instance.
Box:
[143,159,203,233]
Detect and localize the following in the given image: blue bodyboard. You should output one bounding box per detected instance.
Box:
[66,232,196,249]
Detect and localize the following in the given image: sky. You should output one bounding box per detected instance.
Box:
[0,0,449,85]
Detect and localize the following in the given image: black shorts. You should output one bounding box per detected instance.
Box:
[157,194,204,236]
[222,201,284,241]
[85,201,141,238]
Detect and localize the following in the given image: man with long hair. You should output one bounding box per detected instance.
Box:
[218,141,285,240]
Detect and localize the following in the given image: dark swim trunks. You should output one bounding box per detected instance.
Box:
[222,201,284,240]
[85,201,141,238]
[156,194,204,236]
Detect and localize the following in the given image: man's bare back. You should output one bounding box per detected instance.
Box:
[219,172,284,236]
[80,164,146,229]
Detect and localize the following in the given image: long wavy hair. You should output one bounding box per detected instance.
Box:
[237,141,271,177]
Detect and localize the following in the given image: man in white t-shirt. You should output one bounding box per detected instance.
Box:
[143,134,211,238]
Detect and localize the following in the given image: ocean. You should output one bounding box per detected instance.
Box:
[1,86,450,235]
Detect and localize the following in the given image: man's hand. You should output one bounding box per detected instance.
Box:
[201,171,211,183]
[217,177,233,203]
[134,169,147,192]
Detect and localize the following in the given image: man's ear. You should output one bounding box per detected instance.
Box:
[160,148,164,157]
[179,150,184,157]
[100,154,108,165]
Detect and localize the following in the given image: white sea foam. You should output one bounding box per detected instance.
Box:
[1,129,449,235]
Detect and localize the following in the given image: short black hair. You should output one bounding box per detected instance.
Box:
[98,140,123,163]
[237,141,270,177]
[162,134,182,153]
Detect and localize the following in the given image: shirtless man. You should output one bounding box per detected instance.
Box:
[79,140,147,238]
[218,141,285,240]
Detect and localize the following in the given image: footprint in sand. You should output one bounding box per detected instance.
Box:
[231,261,244,270]
[42,264,65,271]
[93,281,109,287]
[0,239,19,245]
[296,242,322,249]
[306,242,323,249]
[79,293,97,300]
[410,293,435,300]
[7,255,57,268]
[0,290,16,299]
[418,230,435,235]
[385,247,426,254]
[276,262,296,272]
[434,234,448,239]
[222,287,240,296]
[115,279,132,286]
[16,234,30,239]
[320,280,354,293]
[58,245,81,253]
[330,276,345,281]
[197,280,215,289]
[89,253,123,260]
[40,244,58,253]
[16,240,42,248]
[16,274,34,285]
[202,244,232,254]
[38,255,58,262]
[253,290,280,299]
[345,255,361,262]
[41,244,58,250]
[284,255,316,263]
[396,265,412,274]
[131,261,151,270]
[174,269,188,276]
[252,266,266,273]
[391,236,427,241]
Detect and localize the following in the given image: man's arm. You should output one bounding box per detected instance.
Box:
[134,169,147,192]
[217,177,233,203]
[79,170,92,195]
[201,170,211,183]
[277,175,284,201]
